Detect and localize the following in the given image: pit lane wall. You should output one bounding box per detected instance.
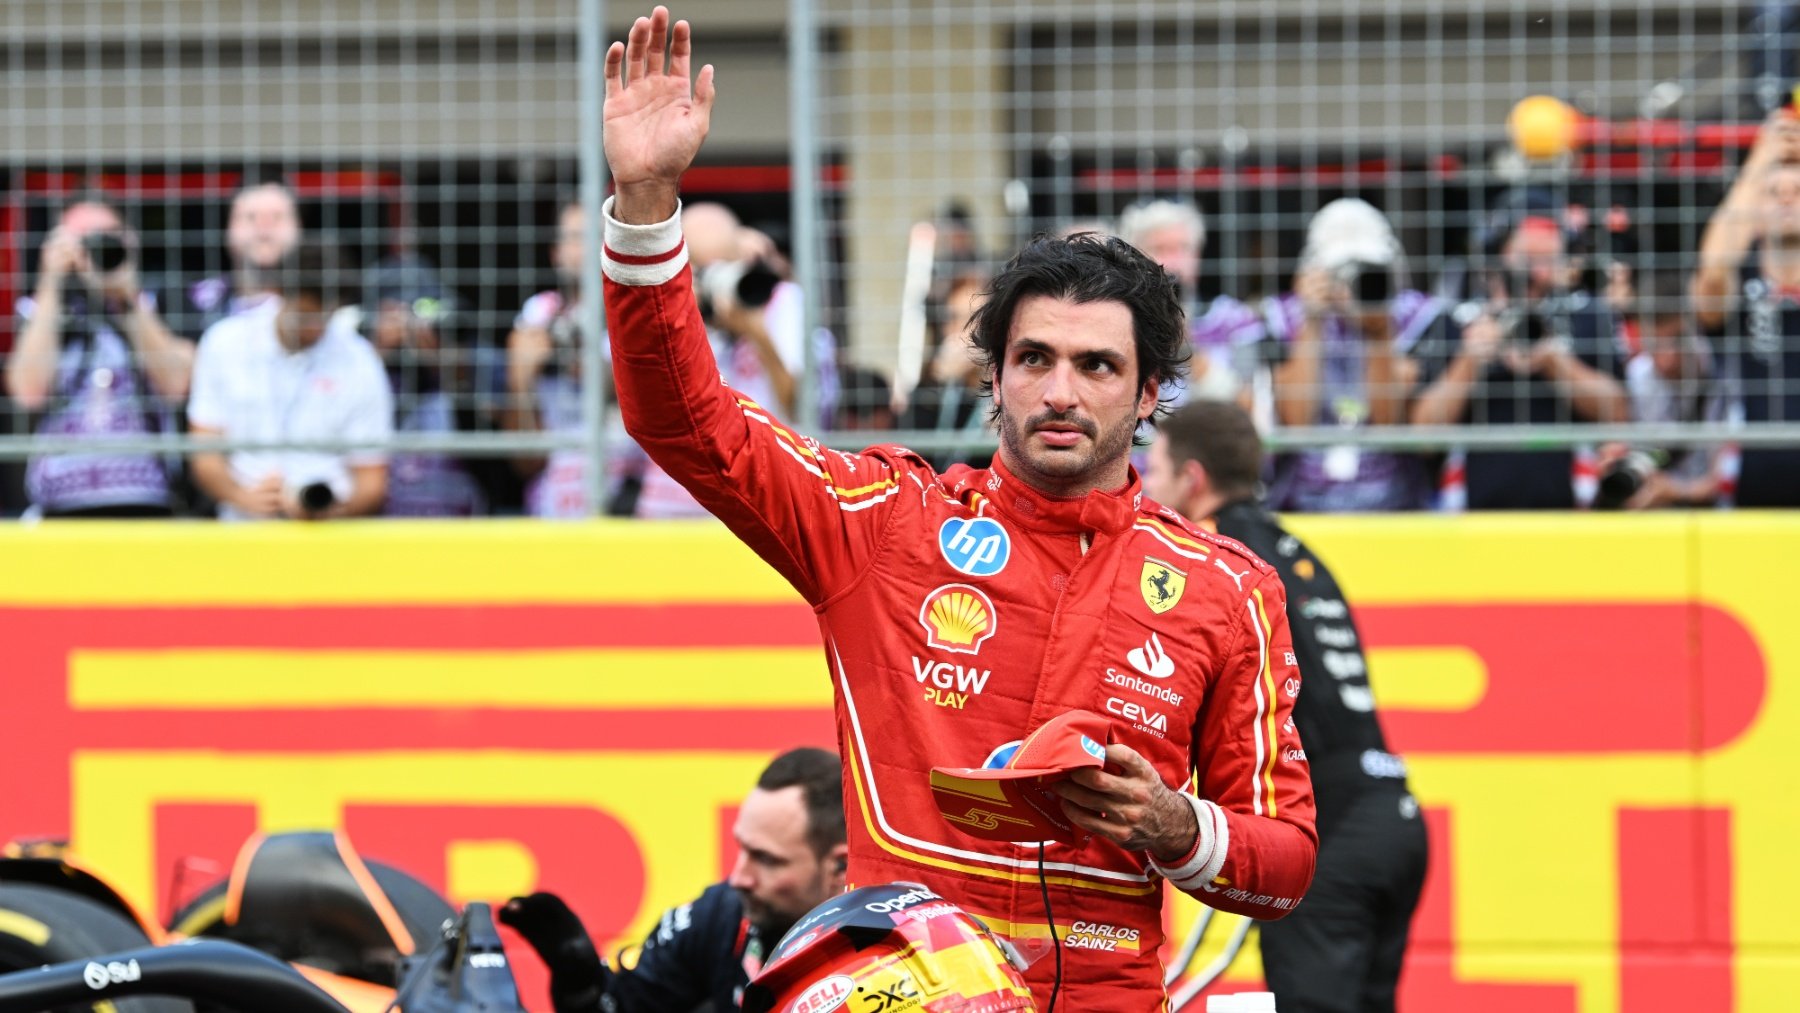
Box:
[0,514,1792,1011]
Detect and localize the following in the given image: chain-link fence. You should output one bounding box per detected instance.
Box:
[807,1,1800,511]
[4,1,1799,516]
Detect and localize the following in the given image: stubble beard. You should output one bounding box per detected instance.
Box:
[995,401,1139,497]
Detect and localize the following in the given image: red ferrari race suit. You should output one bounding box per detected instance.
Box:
[601,201,1317,1011]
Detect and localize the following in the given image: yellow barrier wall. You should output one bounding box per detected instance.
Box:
[0,514,1792,1011]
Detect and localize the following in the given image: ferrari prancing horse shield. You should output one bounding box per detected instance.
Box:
[1140,558,1187,614]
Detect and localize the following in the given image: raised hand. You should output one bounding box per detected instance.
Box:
[1746,108,1800,175]
[1294,267,1340,321]
[604,7,716,223]
[1458,313,1505,366]
[37,228,84,285]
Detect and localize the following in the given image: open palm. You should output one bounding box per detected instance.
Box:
[604,7,716,188]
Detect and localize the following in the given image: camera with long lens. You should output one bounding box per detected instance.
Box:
[1333,260,1394,305]
[1592,449,1668,510]
[82,231,132,274]
[1488,263,1573,346]
[696,259,782,327]
[298,482,337,515]
[59,232,134,315]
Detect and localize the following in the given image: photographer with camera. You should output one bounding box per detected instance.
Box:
[6,199,195,517]
[1263,198,1439,512]
[684,202,827,427]
[187,241,392,520]
[1411,190,1629,509]
[501,747,848,1013]
[506,199,651,518]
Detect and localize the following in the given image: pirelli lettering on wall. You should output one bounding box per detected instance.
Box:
[2,518,1795,1013]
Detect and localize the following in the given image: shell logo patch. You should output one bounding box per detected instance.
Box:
[919,583,998,655]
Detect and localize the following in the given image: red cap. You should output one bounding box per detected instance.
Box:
[1516,214,1563,238]
[929,710,1113,843]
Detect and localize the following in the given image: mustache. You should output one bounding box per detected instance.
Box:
[1026,409,1097,438]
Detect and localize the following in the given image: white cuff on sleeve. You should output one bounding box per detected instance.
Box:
[601,196,689,287]
[1149,794,1230,892]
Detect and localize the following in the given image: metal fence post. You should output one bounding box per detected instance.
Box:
[789,0,825,435]
[579,0,612,515]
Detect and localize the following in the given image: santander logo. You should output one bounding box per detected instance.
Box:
[1127,633,1175,679]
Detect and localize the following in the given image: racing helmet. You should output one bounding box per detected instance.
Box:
[740,883,1036,1013]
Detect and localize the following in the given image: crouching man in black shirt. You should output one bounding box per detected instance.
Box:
[503,747,848,1012]
[1145,401,1427,1013]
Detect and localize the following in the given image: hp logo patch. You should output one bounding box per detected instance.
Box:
[939,517,1010,577]
[1079,736,1106,760]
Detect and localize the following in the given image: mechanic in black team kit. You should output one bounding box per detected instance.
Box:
[1145,400,1427,1013]
[502,748,847,1012]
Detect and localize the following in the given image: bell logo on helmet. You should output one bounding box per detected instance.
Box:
[918,584,998,655]
[788,974,854,1013]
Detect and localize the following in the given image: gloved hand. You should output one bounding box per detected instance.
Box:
[500,892,610,1013]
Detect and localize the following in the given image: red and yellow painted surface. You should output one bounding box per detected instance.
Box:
[0,514,1792,1011]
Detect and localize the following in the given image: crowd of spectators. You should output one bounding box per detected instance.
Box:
[5,116,1799,519]
[0,182,837,521]
[900,117,1798,512]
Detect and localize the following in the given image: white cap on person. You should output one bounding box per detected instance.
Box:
[1301,197,1400,271]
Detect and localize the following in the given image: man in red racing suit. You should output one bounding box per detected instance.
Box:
[599,10,1316,1009]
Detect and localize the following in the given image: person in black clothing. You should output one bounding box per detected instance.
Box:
[501,747,849,1013]
[1692,109,1800,506]
[1411,190,1630,509]
[1145,400,1426,1013]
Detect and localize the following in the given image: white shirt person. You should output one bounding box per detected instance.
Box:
[187,243,392,520]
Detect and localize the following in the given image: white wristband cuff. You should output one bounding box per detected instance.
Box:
[1151,795,1230,892]
[601,196,689,286]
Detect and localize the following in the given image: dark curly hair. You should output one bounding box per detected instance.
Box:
[968,232,1190,431]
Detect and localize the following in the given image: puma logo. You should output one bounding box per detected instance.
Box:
[1214,558,1250,591]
